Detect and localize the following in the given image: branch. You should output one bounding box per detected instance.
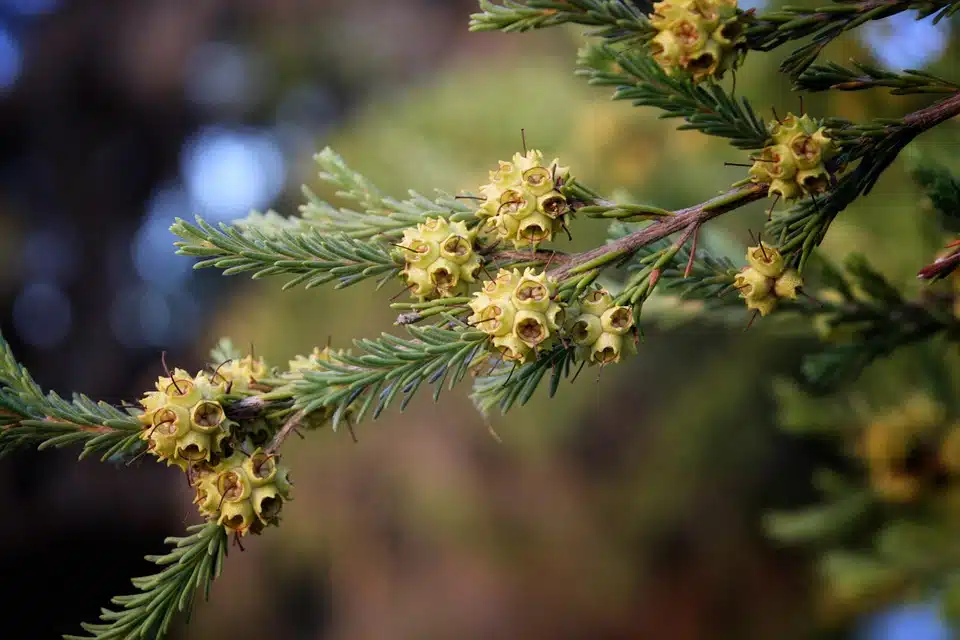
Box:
[265,410,305,455]
[548,183,768,281]
[284,326,489,425]
[172,216,403,292]
[768,91,960,268]
[0,332,143,461]
[796,60,960,95]
[917,240,960,281]
[469,0,653,45]
[902,89,960,132]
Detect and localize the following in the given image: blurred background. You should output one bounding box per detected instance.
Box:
[0,1,956,638]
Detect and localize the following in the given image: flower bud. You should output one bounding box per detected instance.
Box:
[774,269,803,300]
[600,306,634,336]
[518,213,554,246]
[492,335,529,362]
[590,332,624,365]
[744,294,778,317]
[499,189,536,219]
[581,289,614,316]
[522,166,554,196]
[538,191,568,219]
[571,314,603,346]
[734,267,773,300]
[514,310,550,347]
[745,243,785,278]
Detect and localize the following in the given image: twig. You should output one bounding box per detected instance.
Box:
[488,249,571,267]
[266,410,305,455]
[549,183,768,281]
[684,224,701,278]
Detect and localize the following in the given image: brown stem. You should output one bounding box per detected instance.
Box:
[548,183,768,281]
[903,91,960,133]
[266,410,305,455]
[480,93,960,286]
[489,249,571,267]
[684,224,701,278]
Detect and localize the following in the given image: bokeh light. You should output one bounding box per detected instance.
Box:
[12,281,72,348]
[180,125,286,223]
[132,185,194,293]
[0,23,22,90]
[858,602,952,640]
[1,0,59,17]
[21,227,76,282]
[860,11,950,70]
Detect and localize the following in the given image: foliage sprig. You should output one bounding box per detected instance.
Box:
[797,60,960,95]
[469,0,654,45]
[0,333,142,461]
[66,523,228,640]
[576,43,770,149]
[172,216,402,291]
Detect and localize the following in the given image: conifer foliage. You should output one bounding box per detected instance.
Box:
[1,0,960,636]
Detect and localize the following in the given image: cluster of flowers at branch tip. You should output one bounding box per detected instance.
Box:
[392,217,482,300]
[648,0,746,82]
[749,113,837,200]
[468,268,565,363]
[466,268,638,365]
[734,242,802,316]
[476,150,572,248]
[137,356,294,536]
[566,289,637,365]
[389,149,642,368]
[859,395,960,506]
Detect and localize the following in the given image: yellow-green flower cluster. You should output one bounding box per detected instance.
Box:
[476,150,571,249]
[393,217,482,300]
[648,0,745,82]
[858,395,953,504]
[734,242,802,316]
[191,449,293,536]
[211,354,269,392]
[138,368,236,470]
[749,113,837,200]
[468,268,565,363]
[567,289,637,365]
